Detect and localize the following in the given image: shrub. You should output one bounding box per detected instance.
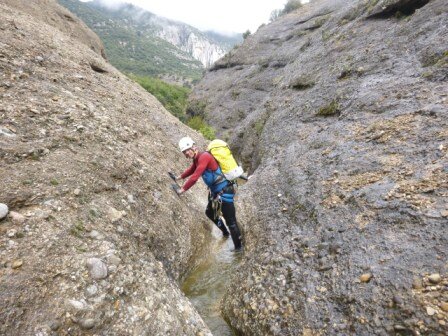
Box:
[130,75,190,121]
[186,116,205,130]
[270,9,282,22]
[270,1,303,22]
[199,125,216,140]
[283,0,303,14]
[186,99,207,118]
[187,116,216,140]
[316,100,340,117]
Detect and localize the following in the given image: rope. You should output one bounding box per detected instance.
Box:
[211,193,222,221]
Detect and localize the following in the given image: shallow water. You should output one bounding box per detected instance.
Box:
[182,227,242,335]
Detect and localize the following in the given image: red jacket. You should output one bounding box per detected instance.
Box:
[181,152,218,191]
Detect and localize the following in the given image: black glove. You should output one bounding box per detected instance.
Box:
[171,184,181,196]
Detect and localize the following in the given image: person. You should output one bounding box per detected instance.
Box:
[173,136,243,251]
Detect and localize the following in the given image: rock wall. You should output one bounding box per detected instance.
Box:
[3,0,107,59]
[0,1,212,335]
[189,0,448,334]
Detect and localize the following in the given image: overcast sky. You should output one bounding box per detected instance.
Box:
[81,0,292,34]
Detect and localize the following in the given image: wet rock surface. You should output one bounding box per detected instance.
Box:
[190,0,448,334]
[1,1,212,335]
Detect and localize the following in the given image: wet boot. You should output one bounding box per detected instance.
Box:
[216,217,230,237]
[227,220,242,251]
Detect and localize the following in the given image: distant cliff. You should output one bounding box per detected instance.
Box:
[154,17,227,68]
[58,0,241,82]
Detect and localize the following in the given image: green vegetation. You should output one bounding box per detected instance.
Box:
[58,0,203,80]
[421,50,448,67]
[254,120,265,136]
[186,99,207,118]
[316,100,340,117]
[187,116,216,140]
[70,221,85,238]
[290,75,315,90]
[270,0,303,21]
[130,75,190,121]
[283,0,303,14]
[131,76,215,139]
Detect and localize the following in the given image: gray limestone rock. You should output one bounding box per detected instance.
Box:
[86,258,108,280]
[190,0,448,334]
[0,204,9,220]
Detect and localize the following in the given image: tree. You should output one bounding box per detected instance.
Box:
[283,0,302,14]
[242,30,251,39]
[270,1,302,22]
[270,9,282,22]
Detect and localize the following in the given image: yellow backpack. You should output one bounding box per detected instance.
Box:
[207,139,244,181]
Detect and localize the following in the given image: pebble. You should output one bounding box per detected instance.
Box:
[440,302,448,312]
[9,211,26,224]
[426,307,437,316]
[107,254,121,266]
[74,188,81,196]
[106,206,126,223]
[80,318,96,330]
[0,127,16,137]
[7,229,17,238]
[49,320,61,331]
[0,203,9,220]
[360,273,372,283]
[413,278,423,289]
[67,299,85,310]
[425,210,441,218]
[89,230,104,240]
[12,260,23,269]
[86,257,108,279]
[394,325,407,331]
[428,273,442,284]
[85,284,98,297]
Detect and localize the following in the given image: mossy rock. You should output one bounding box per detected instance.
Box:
[290,75,315,90]
[316,101,340,117]
[186,99,207,118]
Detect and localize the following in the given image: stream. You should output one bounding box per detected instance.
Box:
[182,226,243,335]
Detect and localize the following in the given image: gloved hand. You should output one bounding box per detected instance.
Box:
[171,184,184,196]
[168,172,177,181]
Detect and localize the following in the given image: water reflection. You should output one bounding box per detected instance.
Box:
[182,227,242,336]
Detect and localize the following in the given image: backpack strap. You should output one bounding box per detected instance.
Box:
[207,149,229,185]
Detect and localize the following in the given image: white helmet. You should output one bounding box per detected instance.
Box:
[178,137,195,152]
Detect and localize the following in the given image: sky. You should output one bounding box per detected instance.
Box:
[81,0,291,35]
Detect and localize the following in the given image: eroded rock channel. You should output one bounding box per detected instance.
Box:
[1,0,447,335]
[182,228,242,336]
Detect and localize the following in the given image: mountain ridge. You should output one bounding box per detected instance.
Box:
[58,0,242,83]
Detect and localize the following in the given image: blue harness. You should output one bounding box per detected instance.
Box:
[202,166,235,203]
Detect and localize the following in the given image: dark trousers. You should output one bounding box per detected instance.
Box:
[205,200,242,249]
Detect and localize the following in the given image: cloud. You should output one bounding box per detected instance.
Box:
[81,0,291,34]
